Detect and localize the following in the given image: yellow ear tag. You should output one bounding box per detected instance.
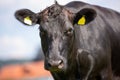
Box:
[77,15,86,25]
[24,16,32,25]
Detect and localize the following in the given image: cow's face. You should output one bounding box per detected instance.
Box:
[39,5,74,71]
[15,3,96,72]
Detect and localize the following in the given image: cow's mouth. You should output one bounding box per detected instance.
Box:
[50,62,64,71]
[49,67,63,72]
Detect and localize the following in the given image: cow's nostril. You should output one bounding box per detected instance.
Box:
[48,62,52,68]
[48,59,64,69]
[58,60,63,65]
[58,60,64,69]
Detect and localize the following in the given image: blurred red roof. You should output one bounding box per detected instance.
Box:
[0,61,52,79]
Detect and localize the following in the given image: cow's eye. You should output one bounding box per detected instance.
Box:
[64,28,74,36]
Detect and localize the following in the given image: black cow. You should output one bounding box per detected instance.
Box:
[15,1,120,80]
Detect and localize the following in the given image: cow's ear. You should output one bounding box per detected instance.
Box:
[15,9,39,26]
[74,8,96,26]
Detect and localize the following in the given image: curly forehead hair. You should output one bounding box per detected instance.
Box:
[40,3,63,19]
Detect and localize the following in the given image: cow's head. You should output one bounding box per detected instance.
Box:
[15,2,96,72]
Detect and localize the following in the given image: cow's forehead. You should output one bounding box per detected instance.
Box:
[38,3,74,33]
[40,4,63,18]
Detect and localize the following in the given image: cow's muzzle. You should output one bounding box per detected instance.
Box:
[46,59,64,71]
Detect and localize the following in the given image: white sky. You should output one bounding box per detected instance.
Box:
[0,0,120,60]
